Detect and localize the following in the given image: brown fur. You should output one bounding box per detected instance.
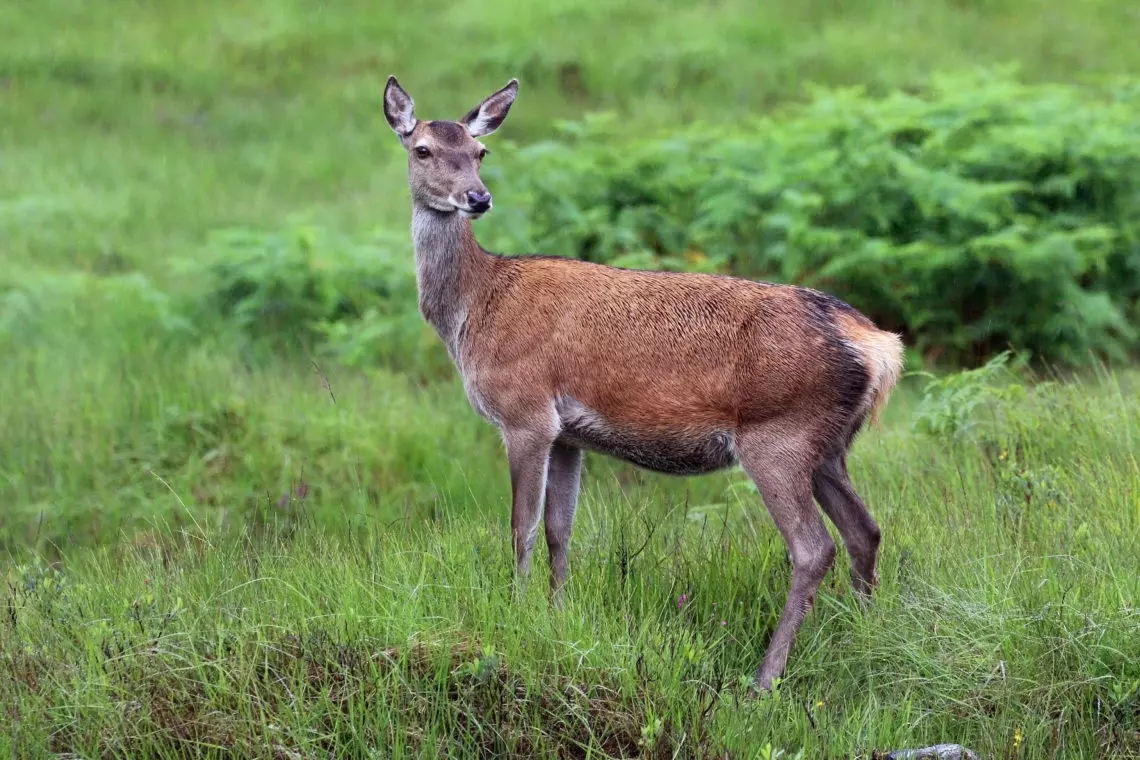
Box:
[383,76,904,690]
[479,258,850,435]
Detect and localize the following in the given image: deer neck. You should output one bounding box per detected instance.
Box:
[411,204,492,358]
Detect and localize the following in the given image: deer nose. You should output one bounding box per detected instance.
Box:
[466,190,492,212]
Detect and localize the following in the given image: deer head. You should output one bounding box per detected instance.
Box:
[383,75,518,219]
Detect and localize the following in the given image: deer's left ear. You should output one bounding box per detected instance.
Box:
[460,79,519,138]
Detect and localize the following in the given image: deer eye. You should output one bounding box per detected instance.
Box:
[414,145,431,158]
[477,148,488,160]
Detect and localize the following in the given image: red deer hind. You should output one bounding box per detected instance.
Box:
[382,75,904,689]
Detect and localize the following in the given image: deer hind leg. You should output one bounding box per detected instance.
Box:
[812,452,881,596]
[736,424,836,690]
[544,441,583,605]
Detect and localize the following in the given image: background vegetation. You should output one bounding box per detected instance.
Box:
[1,0,1138,757]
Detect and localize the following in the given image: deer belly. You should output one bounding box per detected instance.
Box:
[554,397,737,475]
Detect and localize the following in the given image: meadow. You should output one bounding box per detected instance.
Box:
[2,0,1139,757]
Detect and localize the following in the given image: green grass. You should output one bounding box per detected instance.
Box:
[3,0,1140,757]
[3,373,1139,757]
[4,0,1140,279]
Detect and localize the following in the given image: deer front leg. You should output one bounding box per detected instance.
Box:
[544,442,583,605]
[503,428,555,588]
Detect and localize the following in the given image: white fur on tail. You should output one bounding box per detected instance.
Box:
[853,331,905,424]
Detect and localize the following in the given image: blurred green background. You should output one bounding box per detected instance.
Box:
[3,0,1140,277]
[4,0,1140,547]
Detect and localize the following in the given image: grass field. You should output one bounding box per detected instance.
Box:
[3,369,1139,757]
[2,1,1139,757]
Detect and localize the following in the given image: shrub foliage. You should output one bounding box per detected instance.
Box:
[201,227,451,377]
[501,72,1140,367]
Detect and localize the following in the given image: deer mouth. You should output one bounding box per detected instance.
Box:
[451,191,492,219]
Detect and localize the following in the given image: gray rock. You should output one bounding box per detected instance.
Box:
[884,745,979,760]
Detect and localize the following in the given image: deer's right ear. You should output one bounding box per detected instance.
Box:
[383,75,417,140]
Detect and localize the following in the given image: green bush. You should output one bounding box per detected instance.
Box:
[0,270,195,350]
[202,227,404,343]
[199,226,449,376]
[499,71,1140,367]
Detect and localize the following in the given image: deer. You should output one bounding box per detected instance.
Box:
[382,75,904,690]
